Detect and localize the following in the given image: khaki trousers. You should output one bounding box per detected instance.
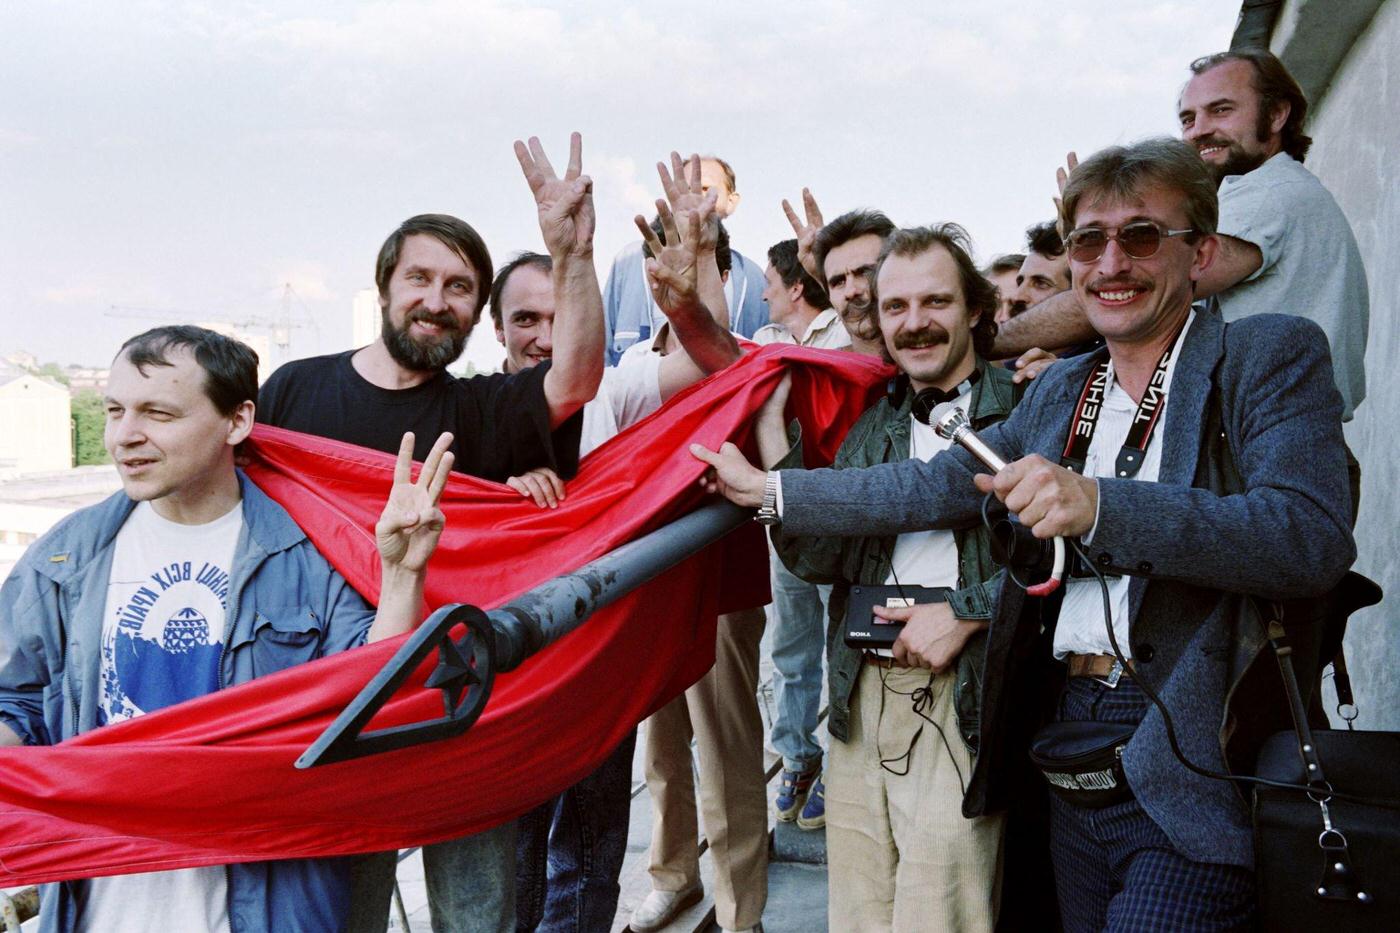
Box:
[643,608,769,930]
[826,663,1004,933]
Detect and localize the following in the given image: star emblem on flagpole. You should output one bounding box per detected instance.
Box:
[425,636,481,711]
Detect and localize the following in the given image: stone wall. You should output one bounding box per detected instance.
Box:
[1275,0,1400,728]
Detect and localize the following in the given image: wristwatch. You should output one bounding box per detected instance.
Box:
[755,471,780,525]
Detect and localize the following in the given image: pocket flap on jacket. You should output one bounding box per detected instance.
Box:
[229,607,320,650]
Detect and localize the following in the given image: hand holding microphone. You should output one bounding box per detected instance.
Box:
[934,408,1082,597]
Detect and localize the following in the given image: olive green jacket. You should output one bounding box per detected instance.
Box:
[772,359,1018,751]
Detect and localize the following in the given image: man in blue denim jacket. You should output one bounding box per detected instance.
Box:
[0,325,454,933]
[604,155,770,362]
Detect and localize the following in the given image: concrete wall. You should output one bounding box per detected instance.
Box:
[0,376,72,477]
[1275,0,1400,728]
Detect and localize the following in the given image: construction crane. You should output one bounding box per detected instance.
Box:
[106,283,320,363]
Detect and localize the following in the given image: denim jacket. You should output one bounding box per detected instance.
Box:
[602,240,771,363]
[0,471,376,933]
[772,359,1018,753]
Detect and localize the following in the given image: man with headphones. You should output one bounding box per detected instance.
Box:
[743,224,1018,932]
[695,139,1357,931]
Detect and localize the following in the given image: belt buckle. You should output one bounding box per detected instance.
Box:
[1094,658,1125,689]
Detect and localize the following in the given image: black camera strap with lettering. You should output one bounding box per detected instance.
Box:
[1060,320,1186,479]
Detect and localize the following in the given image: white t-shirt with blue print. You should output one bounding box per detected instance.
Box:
[99,501,240,724]
[85,499,242,933]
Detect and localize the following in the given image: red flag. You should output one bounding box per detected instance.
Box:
[0,345,887,885]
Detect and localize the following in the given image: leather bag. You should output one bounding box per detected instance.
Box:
[1251,584,1400,929]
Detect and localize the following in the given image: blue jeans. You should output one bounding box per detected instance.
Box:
[1048,678,1254,932]
[347,822,518,933]
[768,550,829,772]
[515,728,637,932]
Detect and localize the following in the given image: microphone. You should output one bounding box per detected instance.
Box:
[934,408,1065,597]
[933,407,1006,471]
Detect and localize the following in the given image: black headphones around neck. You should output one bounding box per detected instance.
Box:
[886,369,982,425]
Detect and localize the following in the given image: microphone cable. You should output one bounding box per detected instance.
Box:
[1064,536,1400,810]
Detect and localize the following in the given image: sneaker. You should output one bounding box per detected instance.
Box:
[630,882,703,932]
[774,766,818,821]
[797,773,825,830]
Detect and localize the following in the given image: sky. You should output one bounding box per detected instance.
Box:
[0,0,1241,373]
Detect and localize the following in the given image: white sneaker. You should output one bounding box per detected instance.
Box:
[630,882,704,932]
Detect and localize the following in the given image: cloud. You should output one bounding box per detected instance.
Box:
[270,262,336,302]
[2,0,1244,369]
[40,285,102,305]
[0,128,41,152]
[590,154,655,217]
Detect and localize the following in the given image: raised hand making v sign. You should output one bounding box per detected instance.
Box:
[370,429,455,641]
[512,133,605,427]
[635,192,741,379]
[655,151,729,330]
[782,187,826,282]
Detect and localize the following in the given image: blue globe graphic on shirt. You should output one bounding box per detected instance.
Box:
[114,605,222,715]
[162,607,210,652]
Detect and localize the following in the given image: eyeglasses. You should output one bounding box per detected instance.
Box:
[1064,222,1197,263]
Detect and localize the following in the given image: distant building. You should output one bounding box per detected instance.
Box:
[66,366,109,395]
[0,362,72,478]
[352,288,380,350]
[3,351,38,372]
[199,322,274,386]
[0,465,121,582]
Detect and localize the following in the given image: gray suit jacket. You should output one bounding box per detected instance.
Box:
[779,309,1355,867]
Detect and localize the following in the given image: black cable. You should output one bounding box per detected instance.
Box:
[876,535,968,795]
[1068,538,1400,809]
[875,663,968,795]
[981,491,1030,590]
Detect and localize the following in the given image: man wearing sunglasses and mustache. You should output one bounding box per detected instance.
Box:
[994,51,1368,474]
[692,137,1356,931]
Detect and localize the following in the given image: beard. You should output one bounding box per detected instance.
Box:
[1195,136,1269,184]
[382,306,470,372]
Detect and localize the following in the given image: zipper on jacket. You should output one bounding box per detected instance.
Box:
[66,675,80,737]
[219,584,243,688]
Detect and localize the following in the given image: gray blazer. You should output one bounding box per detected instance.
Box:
[779,309,1355,868]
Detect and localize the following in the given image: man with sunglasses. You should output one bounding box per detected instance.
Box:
[692,138,1356,930]
[993,51,1368,434]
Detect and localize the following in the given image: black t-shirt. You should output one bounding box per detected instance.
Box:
[257,350,582,481]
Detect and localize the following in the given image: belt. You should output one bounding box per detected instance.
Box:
[863,653,906,669]
[1065,653,1135,686]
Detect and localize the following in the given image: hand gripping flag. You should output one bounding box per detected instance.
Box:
[0,345,888,885]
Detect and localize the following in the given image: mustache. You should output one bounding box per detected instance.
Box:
[1088,277,1152,293]
[408,308,464,333]
[893,326,949,350]
[1193,136,1232,150]
[843,294,872,317]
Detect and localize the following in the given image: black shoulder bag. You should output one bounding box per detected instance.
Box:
[1206,384,1400,926]
[1251,597,1400,928]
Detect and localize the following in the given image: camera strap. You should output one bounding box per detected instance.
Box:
[1060,320,1185,479]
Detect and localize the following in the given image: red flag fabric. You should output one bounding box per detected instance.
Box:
[0,345,887,886]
